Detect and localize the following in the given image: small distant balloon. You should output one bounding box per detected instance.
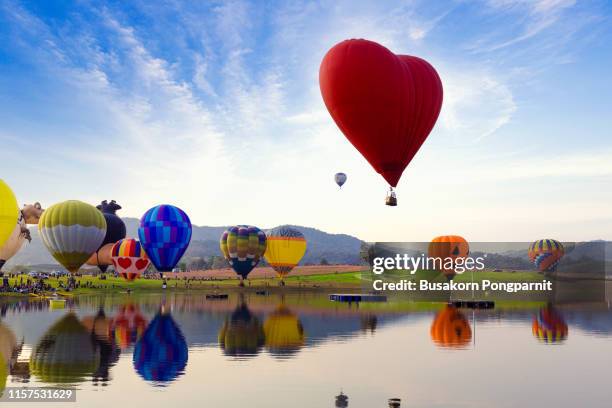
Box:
[334,172,347,188]
[528,239,564,273]
[138,205,192,272]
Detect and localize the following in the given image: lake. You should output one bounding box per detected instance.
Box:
[1,292,611,407]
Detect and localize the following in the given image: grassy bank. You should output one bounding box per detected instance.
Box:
[0,268,549,297]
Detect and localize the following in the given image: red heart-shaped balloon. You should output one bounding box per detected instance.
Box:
[118,257,132,269]
[135,258,149,270]
[320,39,443,187]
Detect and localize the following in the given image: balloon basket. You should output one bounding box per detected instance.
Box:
[385,187,397,206]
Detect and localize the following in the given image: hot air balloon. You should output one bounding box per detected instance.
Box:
[532,306,568,344]
[38,201,107,274]
[0,180,18,249]
[86,200,127,273]
[138,205,192,273]
[428,235,469,280]
[0,224,27,272]
[30,313,100,384]
[218,303,264,357]
[133,309,188,384]
[430,305,472,348]
[335,172,347,188]
[264,226,306,284]
[528,239,564,273]
[320,39,443,206]
[0,202,43,272]
[111,239,150,281]
[220,225,267,283]
[263,305,304,358]
[0,203,44,276]
[113,304,147,349]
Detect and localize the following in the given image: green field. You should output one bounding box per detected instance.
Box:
[0,268,548,297]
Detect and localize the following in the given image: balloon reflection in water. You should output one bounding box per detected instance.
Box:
[82,309,121,383]
[430,305,472,348]
[532,306,568,344]
[133,309,188,385]
[218,303,264,357]
[0,321,18,396]
[113,304,147,349]
[30,313,100,384]
[263,305,304,358]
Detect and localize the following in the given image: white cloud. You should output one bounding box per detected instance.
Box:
[438,68,516,141]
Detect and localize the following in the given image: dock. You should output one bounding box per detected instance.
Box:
[329,293,387,303]
[450,300,495,309]
[206,293,229,300]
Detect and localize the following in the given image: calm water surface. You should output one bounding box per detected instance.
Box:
[1,292,611,408]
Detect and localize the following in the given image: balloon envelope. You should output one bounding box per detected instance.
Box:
[428,235,469,280]
[38,201,107,273]
[111,238,150,281]
[87,200,126,272]
[0,222,26,269]
[528,239,564,273]
[220,225,267,279]
[320,39,443,187]
[138,205,192,272]
[264,226,307,279]
[335,172,347,188]
[0,179,18,248]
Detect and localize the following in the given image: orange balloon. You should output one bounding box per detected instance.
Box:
[430,305,472,348]
[428,235,469,280]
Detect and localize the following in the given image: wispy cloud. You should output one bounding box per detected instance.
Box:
[0,0,609,241]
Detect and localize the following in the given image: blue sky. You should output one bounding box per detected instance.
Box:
[1,0,611,241]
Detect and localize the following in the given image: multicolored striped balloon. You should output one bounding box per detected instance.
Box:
[138,205,192,273]
[38,200,107,273]
[111,238,150,281]
[264,226,307,279]
[528,239,564,273]
[219,225,267,279]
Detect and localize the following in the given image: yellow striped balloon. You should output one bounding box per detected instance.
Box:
[38,200,107,273]
[264,226,307,279]
[0,179,19,248]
